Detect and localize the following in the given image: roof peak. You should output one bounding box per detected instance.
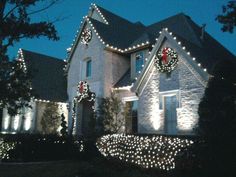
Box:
[20,49,63,62]
[92,3,142,26]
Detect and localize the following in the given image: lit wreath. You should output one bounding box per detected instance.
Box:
[154,47,178,73]
[81,28,92,45]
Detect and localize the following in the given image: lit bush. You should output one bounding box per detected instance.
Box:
[96,134,194,171]
[1,134,84,162]
[0,138,16,160]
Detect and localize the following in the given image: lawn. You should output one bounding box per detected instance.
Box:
[0,157,189,177]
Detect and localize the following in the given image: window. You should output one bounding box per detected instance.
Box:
[125,100,138,133]
[86,60,92,77]
[135,52,144,73]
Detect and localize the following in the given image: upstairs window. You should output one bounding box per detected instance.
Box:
[86,60,92,78]
[135,52,144,73]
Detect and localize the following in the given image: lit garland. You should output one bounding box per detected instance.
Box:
[0,138,16,160]
[96,134,194,171]
[154,47,178,73]
[71,81,96,134]
[81,28,92,45]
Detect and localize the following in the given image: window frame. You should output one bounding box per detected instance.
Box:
[135,52,144,74]
[86,59,92,78]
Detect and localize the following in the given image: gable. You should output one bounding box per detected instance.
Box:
[20,49,67,102]
[132,28,209,95]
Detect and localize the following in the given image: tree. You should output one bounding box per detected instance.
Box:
[98,92,125,134]
[0,0,59,116]
[41,102,61,134]
[197,60,236,177]
[60,113,68,137]
[216,1,236,33]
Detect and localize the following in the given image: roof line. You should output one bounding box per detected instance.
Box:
[132,28,208,93]
[91,3,109,25]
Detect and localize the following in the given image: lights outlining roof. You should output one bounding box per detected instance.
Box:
[91,3,109,25]
[65,3,152,65]
[34,98,66,105]
[132,28,209,91]
[17,48,27,72]
[66,5,210,78]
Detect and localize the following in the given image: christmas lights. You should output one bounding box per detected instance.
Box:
[71,81,96,134]
[154,47,178,73]
[0,139,16,160]
[81,28,92,45]
[96,134,194,171]
[17,48,27,72]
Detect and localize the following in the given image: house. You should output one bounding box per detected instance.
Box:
[1,49,68,134]
[66,4,235,136]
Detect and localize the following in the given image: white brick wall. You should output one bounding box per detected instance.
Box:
[67,24,130,133]
[137,41,206,135]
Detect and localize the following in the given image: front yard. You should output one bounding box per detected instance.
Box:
[0,134,200,177]
[0,157,198,177]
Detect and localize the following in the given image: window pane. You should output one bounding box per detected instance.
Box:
[86,60,91,77]
[125,100,138,133]
[135,52,144,73]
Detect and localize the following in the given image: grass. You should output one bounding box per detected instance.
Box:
[0,156,183,177]
[0,156,198,177]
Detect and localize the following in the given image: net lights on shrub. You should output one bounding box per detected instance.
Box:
[96,134,194,171]
[0,138,16,160]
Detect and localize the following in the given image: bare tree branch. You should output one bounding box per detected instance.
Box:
[3,4,21,20]
[27,0,59,16]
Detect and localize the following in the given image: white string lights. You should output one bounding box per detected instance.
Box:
[91,3,109,25]
[71,81,96,134]
[96,134,194,171]
[66,4,208,80]
[0,139,16,160]
[161,28,208,73]
[17,48,27,72]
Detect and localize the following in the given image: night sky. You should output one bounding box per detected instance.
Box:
[7,0,236,60]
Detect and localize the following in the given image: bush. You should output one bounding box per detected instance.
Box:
[96,134,195,171]
[1,134,84,162]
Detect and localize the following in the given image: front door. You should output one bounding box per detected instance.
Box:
[164,95,177,134]
[81,100,94,135]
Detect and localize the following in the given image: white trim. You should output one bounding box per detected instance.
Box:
[132,28,209,93]
[113,84,133,91]
[159,90,181,110]
[122,96,139,103]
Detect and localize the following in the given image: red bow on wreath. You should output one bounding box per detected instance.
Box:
[162,48,168,64]
[79,82,84,93]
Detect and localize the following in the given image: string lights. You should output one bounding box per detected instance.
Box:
[154,47,178,73]
[71,81,96,134]
[66,4,208,81]
[0,139,16,160]
[17,48,27,72]
[96,134,194,171]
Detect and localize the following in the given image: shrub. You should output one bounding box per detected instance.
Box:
[96,134,194,171]
[1,134,83,162]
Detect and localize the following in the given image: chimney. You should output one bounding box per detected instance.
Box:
[200,24,206,40]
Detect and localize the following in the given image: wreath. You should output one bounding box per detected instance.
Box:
[154,47,178,73]
[81,28,92,45]
[77,81,89,102]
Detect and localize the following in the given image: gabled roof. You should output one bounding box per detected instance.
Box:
[89,5,146,49]
[67,4,236,88]
[21,49,68,102]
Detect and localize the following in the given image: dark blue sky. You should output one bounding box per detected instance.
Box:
[8,0,236,59]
